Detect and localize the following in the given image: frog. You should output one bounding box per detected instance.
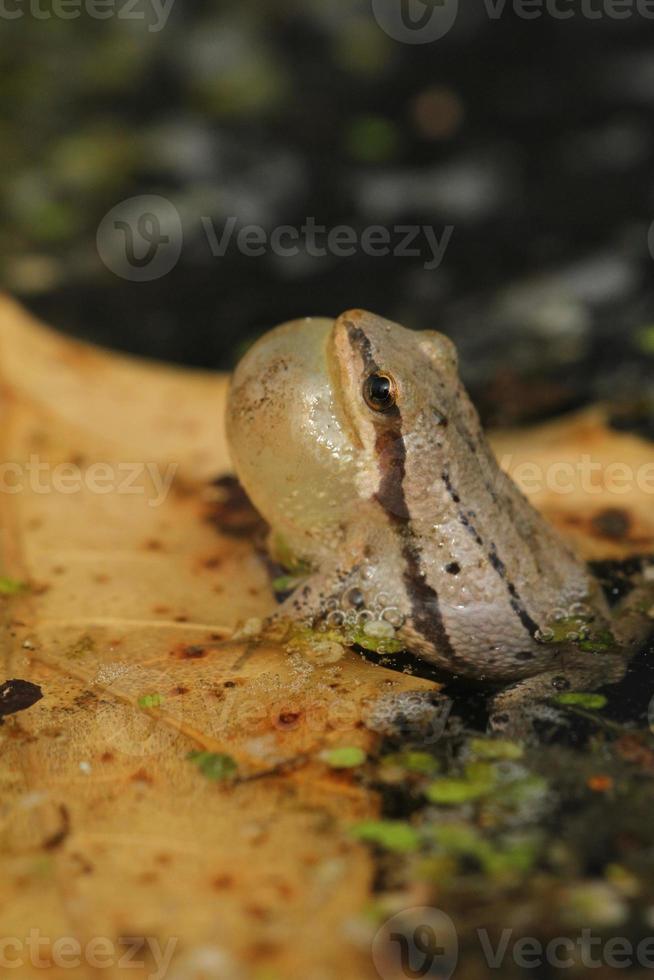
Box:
[226,309,652,732]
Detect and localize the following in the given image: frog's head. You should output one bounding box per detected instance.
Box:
[226,309,466,560]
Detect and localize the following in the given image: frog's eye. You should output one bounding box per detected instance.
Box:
[363,373,397,412]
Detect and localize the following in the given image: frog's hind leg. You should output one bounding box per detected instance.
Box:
[490,557,654,739]
[488,653,627,738]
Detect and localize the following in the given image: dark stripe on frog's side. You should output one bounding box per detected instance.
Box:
[488,543,541,638]
[441,468,541,640]
[345,321,456,662]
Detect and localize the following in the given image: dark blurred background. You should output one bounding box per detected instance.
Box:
[2,0,654,426]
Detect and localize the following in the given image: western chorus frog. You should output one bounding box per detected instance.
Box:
[227,309,650,729]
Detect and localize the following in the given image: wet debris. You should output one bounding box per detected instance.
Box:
[0,679,43,720]
[204,474,266,538]
[590,555,652,607]
[42,804,71,851]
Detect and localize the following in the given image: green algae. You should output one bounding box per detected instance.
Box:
[321,746,367,768]
[187,751,238,781]
[0,577,28,596]
[381,751,441,775]
[351,820,421,853]
[138,692,165,709]
[555,692,608,709]
[469,737,524,760]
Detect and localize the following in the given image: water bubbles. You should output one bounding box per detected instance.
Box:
[570,602,592,620]
[364,692,453,745]
[345,586,365,608]
[311,581,407,654]
[540,598,600,645]
[381,606,405,628]
[547,601,595,627]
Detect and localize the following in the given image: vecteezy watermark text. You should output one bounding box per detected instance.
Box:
[0,456,178,508]
[202,216,454,271]
[0,931,177,978]
[501,454,654,496]
[0,0,174,30]
[479,928,654,970]
[371,0,654,44]
[373,908,654,978]
[485,0,654,19]
[96,195,454,281]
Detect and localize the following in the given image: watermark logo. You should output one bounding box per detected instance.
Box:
[371,0,459,43]
[372,907,458,980]
[97,195,182,282]
[373,909,654,972]
[97,197,454,281]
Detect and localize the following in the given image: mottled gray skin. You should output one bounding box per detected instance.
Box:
[227,310,643,729]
